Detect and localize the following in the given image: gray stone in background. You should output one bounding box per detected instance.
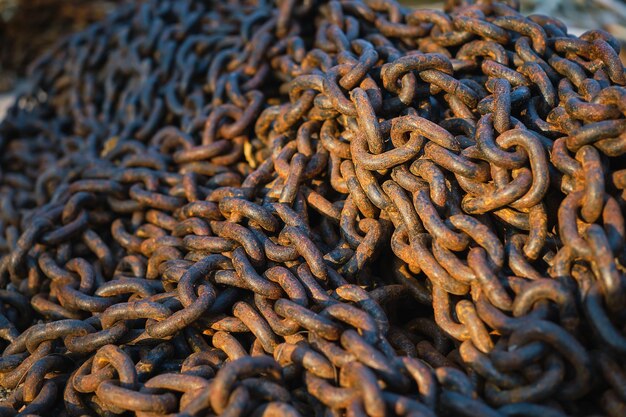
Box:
[0,93,13,121]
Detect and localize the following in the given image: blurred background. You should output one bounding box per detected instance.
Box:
[0,0,120,116]
[1,0,625,117]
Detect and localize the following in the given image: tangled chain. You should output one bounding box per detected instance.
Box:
[0,0,625,416]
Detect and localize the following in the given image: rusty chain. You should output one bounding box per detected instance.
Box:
[0,0,625,416]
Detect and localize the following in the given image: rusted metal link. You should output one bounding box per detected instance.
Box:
[0,0,624,416]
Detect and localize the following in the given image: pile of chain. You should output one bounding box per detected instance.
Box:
[0,0,625,415]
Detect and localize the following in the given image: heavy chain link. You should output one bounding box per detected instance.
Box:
[0,0,625,416]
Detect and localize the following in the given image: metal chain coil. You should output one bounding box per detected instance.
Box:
[0,0,625,416]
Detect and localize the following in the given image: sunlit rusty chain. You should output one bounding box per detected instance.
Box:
[0,0,625,416]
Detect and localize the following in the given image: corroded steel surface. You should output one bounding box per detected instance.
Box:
[0,0,625,416]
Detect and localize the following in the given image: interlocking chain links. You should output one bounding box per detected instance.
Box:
[0,0,625,416]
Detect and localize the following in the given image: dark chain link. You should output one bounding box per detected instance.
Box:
[0,0,625,416]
